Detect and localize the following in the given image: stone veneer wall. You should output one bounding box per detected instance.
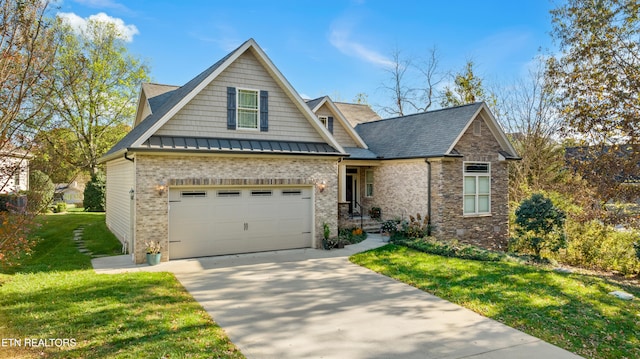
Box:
[430,115,510,250]
[372,160,430,221]
[133,154,338,263]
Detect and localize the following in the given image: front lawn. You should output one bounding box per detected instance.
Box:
[351,244,640,359]
[0,213,243,358]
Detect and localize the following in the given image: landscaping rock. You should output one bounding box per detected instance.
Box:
[609,291,634,300]
[554,268,573,274]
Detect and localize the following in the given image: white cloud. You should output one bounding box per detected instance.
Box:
[329,25,394,68]
[57,12,139,42]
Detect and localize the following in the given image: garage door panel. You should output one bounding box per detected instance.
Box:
[169,187,313,259]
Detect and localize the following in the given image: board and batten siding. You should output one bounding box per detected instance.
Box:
[315,105,359,148]
[106,157,134,246]
[155,50,325,143]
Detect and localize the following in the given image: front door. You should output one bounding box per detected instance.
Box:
[345,168,359,215]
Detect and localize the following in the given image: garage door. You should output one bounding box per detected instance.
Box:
[168,187,313,259]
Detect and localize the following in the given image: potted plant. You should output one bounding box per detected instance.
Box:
[145,240,162,265]
[322,222,332,250]
[369,206,381,220]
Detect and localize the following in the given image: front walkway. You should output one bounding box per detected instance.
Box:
[92,235,581,359]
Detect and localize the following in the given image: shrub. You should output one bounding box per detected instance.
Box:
[26,170,54,213]
[84,171,106,212]
[381,220,398,233]
[393,237,505,262]
[514,193,566,259]
[56,202,67,213]
[338,226,367,244]
[393,213,431,239]
[559,220,640,275]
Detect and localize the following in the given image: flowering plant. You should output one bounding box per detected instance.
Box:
[145,240,162,254]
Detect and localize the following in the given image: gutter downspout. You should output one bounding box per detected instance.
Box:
[124,152,135,162]
[425,159,432,236]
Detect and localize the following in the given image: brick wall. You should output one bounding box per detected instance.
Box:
[431,116,510,250]
[132,154,338,263]
[370,160,430,221]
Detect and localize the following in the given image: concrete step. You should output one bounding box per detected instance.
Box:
[342,216,381,233]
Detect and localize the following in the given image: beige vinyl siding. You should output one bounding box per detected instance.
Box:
[155,50,324,142]
[315,105,359,148]
[106,158,134,245]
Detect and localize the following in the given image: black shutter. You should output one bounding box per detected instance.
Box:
[260,90,268,132]
[328,116,334,134]
[227,87,236,130]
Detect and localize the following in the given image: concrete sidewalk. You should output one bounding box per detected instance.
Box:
[93,235,582,359]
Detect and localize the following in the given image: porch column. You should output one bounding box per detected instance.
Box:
[338,163,346,202]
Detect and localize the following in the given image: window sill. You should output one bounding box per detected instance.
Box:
[463,213,492,218]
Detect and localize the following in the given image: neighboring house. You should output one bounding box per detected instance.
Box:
[54,180,85,205]
[0,149,31,194]
[100,39,519,264]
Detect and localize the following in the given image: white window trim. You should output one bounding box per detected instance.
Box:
[236,87,260,131]
[318,115,329,128]
[463,161,491,216]
[365,169,374,197]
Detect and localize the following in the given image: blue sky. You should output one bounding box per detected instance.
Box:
[56,0,556,112]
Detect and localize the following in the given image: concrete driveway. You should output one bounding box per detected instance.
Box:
[93,235,581,359]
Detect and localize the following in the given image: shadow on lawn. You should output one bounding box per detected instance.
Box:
[355,244,640,359]
[0,271,239,358]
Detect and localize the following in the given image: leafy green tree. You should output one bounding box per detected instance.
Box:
[440,60,496,108]
[0,0,57,267]
[46,17,149,174]
[514,193,567,259]
[27,170,54,213]
[547,0,640,202]
[84,171,105,212]
[30,128,84,183]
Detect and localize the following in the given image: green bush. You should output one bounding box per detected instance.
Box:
[56,202,67,213]
[393,237,506,262]
[514,193,566,259]
[338,226,367,244]
[27,170,54,213]
[84,171,106,212]
[558,220,640,275]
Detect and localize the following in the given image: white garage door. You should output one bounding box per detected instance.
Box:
[168,187,313,259]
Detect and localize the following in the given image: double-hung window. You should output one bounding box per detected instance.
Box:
[365,170,374,197]
[237,89,259,129]
[463,162,490,215]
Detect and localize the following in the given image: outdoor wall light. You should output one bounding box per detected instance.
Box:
[129,188,135,200]
[316,180,327,193]
[155,181,167,196]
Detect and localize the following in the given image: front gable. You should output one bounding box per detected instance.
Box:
[307,97,368,149]
[101,39,346,163]
[155,50,326,143]
[448,105,519,160]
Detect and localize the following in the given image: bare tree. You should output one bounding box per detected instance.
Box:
[494,59,565,204]
[379,48,412,117]
[414,46,442,112]
[378,46,443,116]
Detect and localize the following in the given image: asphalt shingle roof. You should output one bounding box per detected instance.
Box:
[354,103,483,159]
[304,97,325,111]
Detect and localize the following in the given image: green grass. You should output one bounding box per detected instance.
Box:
[0,213,243,358]
[351,244,640,359]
